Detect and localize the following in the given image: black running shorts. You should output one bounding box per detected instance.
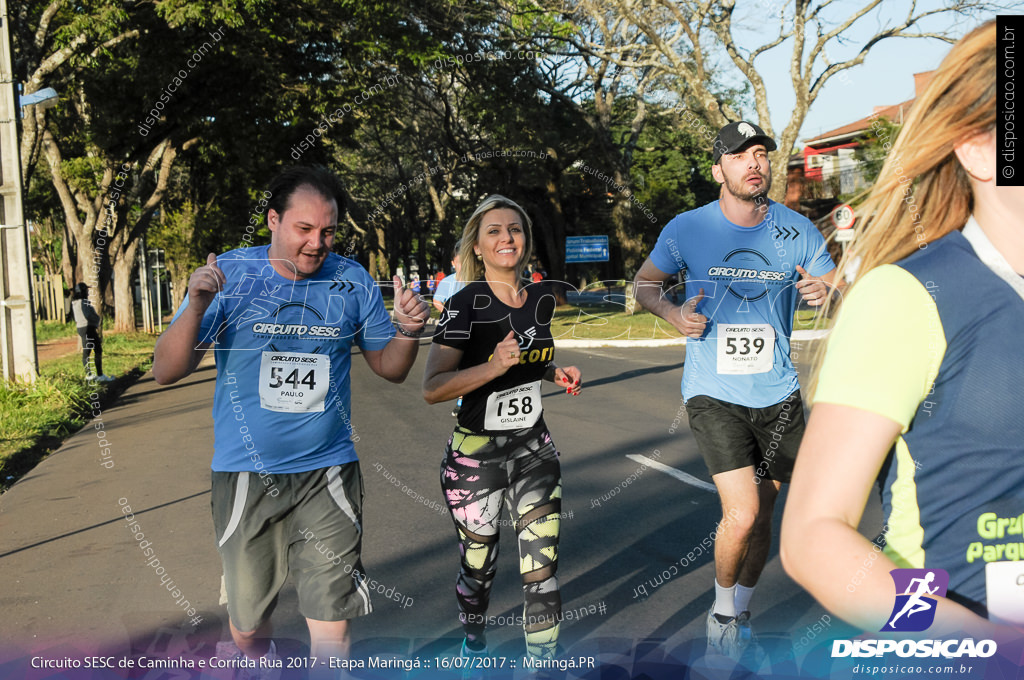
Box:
[684,391,806,482]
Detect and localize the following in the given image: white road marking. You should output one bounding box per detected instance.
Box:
[627,454,718,494]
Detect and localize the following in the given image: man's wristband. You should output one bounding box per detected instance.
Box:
[395,322,425,338]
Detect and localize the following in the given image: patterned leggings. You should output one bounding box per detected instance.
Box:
[440,423,562,660]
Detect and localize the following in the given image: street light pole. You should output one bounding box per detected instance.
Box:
[0,0,38,383]
[150,247,164,332]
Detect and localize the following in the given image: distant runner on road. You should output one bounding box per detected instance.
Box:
[633,121,836,658]
[151,166,429,677]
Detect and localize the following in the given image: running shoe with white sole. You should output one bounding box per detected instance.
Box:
[460,638,488,657]
[706,606,742,658]
[213,640,282,680]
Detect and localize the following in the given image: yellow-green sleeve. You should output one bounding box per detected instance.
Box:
[814,264,946,430]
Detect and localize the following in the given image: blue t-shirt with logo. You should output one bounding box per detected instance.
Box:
[434,274,467,304]
[170,246,395,473]
[649,200,834,407]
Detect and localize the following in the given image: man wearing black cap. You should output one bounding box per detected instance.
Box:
[633,121,836,657]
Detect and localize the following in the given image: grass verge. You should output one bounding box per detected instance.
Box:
[35,317,119,343]
[35,320,78,343]
[0,331,156,493]
[551,305,683,340]
[551,304,831,340]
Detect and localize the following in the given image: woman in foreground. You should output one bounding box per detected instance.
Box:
[781,19,1023,646]
[423,195,582,661]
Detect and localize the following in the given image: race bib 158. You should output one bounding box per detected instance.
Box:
[484,380,542,431]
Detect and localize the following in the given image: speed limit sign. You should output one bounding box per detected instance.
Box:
[831,203,855,230]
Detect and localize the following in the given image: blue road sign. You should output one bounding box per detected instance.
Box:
[566,235,609,263]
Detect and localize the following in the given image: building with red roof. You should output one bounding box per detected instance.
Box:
[797,71,933,201]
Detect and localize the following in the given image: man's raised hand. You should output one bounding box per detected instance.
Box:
[187,253,226,315]
[393,275,430,335]
[795,265,829,306]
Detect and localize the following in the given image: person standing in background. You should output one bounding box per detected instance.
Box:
[434,240,467,313]
[71,282,114,382]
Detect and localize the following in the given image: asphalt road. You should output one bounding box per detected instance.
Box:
[0,339,876,678]
[349,341,868,663]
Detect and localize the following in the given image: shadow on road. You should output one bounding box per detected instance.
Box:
[124,365,218,400]
[0,489,210,560]
[584,361,685,390]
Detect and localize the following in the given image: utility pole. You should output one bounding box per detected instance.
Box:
[0,0,38,383]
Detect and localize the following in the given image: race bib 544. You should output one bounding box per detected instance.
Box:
[259,351,330,412]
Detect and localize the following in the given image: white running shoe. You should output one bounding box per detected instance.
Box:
[460,638,488,657]
[214,640,282,680]
[706,606,742,658]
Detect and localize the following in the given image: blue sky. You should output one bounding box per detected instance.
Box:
[791,36,960,140]
[725,3,1004,146]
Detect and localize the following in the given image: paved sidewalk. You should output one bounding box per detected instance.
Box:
[0,359,225,660]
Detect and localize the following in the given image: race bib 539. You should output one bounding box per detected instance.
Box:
[716,324,775,375]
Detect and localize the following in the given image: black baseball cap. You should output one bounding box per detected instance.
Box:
[712,121,777,164]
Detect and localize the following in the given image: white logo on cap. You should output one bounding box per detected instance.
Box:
[737,122,756,138]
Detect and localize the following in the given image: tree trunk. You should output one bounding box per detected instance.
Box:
[111,241,139,332]
[768,149,789,204]
[370,224,386,280]
[170,273,188,315]
[416,231,428,294]
[43,129,120,319]
[610,168,645,278]
[74,237,99,291]
[542,179,566,282]
[60,223,74,284]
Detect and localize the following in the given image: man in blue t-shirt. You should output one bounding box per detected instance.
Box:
[152,166,429,670]
[634,121,836,657]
